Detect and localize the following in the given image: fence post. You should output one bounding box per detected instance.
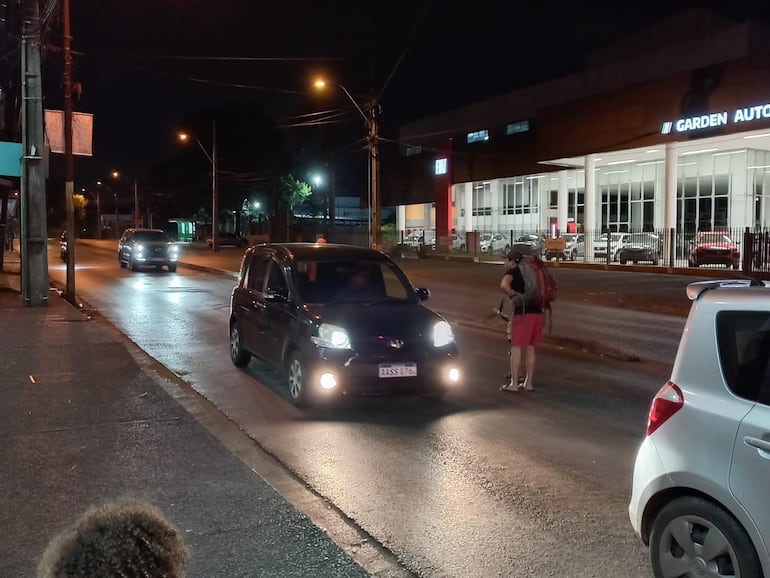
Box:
[666,228,673,269]
[606,231,611,266]
[743,227,752,274]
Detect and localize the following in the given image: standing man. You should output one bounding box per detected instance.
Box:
[499,250,544,392]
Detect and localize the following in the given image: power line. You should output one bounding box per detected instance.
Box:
[107,53,352,62]
[377,0,432,103]
[126,64,307,94]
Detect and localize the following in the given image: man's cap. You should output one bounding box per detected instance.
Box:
[506,249,524,263]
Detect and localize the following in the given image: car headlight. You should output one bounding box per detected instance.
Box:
[311,323,351,349]
[433,320,454,347]
[169,244,179,253]
[135,243,144,253]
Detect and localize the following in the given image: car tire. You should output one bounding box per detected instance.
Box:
[168,264,177,272]
[732,262,739,270]
[650,496,761,578]
[570,250,577,261]
[689,259,699,268]
[129,258,138,271]
[460,244,466,252]
[620,259,627,265]
[652,257,659,265]
[229,320,251,367]
[287,351,311,406]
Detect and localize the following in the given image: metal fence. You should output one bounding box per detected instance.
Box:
[387,227,770,279]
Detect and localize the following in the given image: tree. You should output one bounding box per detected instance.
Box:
[275,175,311,213]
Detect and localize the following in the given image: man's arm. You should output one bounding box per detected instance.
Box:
[500,273,515,299]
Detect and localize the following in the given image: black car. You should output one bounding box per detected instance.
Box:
[618,232,662,265]
[118,228,179,272]
[208,232,248,248]
[228,243,461,406]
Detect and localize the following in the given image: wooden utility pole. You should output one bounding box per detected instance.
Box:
[20,0,48,306]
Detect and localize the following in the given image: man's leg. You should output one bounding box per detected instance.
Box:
[523,346,536,391]
[509,345,522,390]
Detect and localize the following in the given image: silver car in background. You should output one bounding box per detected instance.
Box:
[629,279,770,577]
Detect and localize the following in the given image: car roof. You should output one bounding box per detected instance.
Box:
[686,278,770,301]
[249,243,391,262]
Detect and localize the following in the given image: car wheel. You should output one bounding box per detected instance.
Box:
[620,259,627,265]
[570,250,577,261]
[460,244,466,252]
[689,259,699,268]
[229,320,251,367]
[167,264,177,272]
[287,351,311,406]
[732,262,739,270]
[613,250,620,262]
[129,258,138,271]
[652,257,659,265]
[650,496,761,578]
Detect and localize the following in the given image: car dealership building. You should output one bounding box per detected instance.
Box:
[391,10,770,255]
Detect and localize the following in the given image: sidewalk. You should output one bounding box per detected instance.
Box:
[0,248,373,577]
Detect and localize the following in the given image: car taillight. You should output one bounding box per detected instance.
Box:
[646,381,684,436]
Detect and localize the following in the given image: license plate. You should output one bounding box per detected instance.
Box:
[378,363,417,378]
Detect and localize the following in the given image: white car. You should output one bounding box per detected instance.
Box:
[594,232,629,262]
[629,278,770,577]
[480,233,509,254]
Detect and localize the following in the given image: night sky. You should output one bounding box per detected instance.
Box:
[44,0,770,186]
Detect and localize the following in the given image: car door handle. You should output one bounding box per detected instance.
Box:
[744,436,770,457]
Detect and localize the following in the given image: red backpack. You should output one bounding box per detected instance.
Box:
[518,255,557,329]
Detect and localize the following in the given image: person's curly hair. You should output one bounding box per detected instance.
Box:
[37,498,188,578]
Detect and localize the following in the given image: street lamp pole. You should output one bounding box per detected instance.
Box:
[314,79,379,249]
[212,120,218,252]
[178,123,218,251]
[133,177,139,227]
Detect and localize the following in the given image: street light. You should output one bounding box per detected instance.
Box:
[110,170,140,228]
[313,77,379,249]
[178,122,218,252]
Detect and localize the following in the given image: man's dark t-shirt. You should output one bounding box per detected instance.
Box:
[505,267,543,315]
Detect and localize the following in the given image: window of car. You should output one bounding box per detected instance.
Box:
[294,259,414,304]
[265,260,288,297]
[697,233,732,244]
[717,311,770,404]
[133,230,169,242]
[246,255,270,291]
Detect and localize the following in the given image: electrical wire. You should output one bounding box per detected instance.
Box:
[106,53,351,62]
[377,0,431,103]
[125,63,306,94]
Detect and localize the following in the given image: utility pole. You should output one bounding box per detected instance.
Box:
[368,99,380,250]
[62,0,75,301]
[20,0,48,306]
[133,177,139,227]
[211,119,219,252]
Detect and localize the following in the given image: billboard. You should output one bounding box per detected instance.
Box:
[44,109,94,156]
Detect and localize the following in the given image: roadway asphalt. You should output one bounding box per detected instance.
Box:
[0,239,733,577]
[0,246,375,577]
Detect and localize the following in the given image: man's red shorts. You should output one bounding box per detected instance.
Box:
[507,313,544,347]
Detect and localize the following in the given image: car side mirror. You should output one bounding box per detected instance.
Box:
[416,287,430,301]
[264,289,289,303]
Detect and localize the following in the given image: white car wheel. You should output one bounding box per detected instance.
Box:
[650,497,760,578]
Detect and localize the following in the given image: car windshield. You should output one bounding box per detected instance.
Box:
[133,231,169,242]
[294,259,415,304]
[697,233,732,244]
[516,235,537,242]
[627,233,655,244]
